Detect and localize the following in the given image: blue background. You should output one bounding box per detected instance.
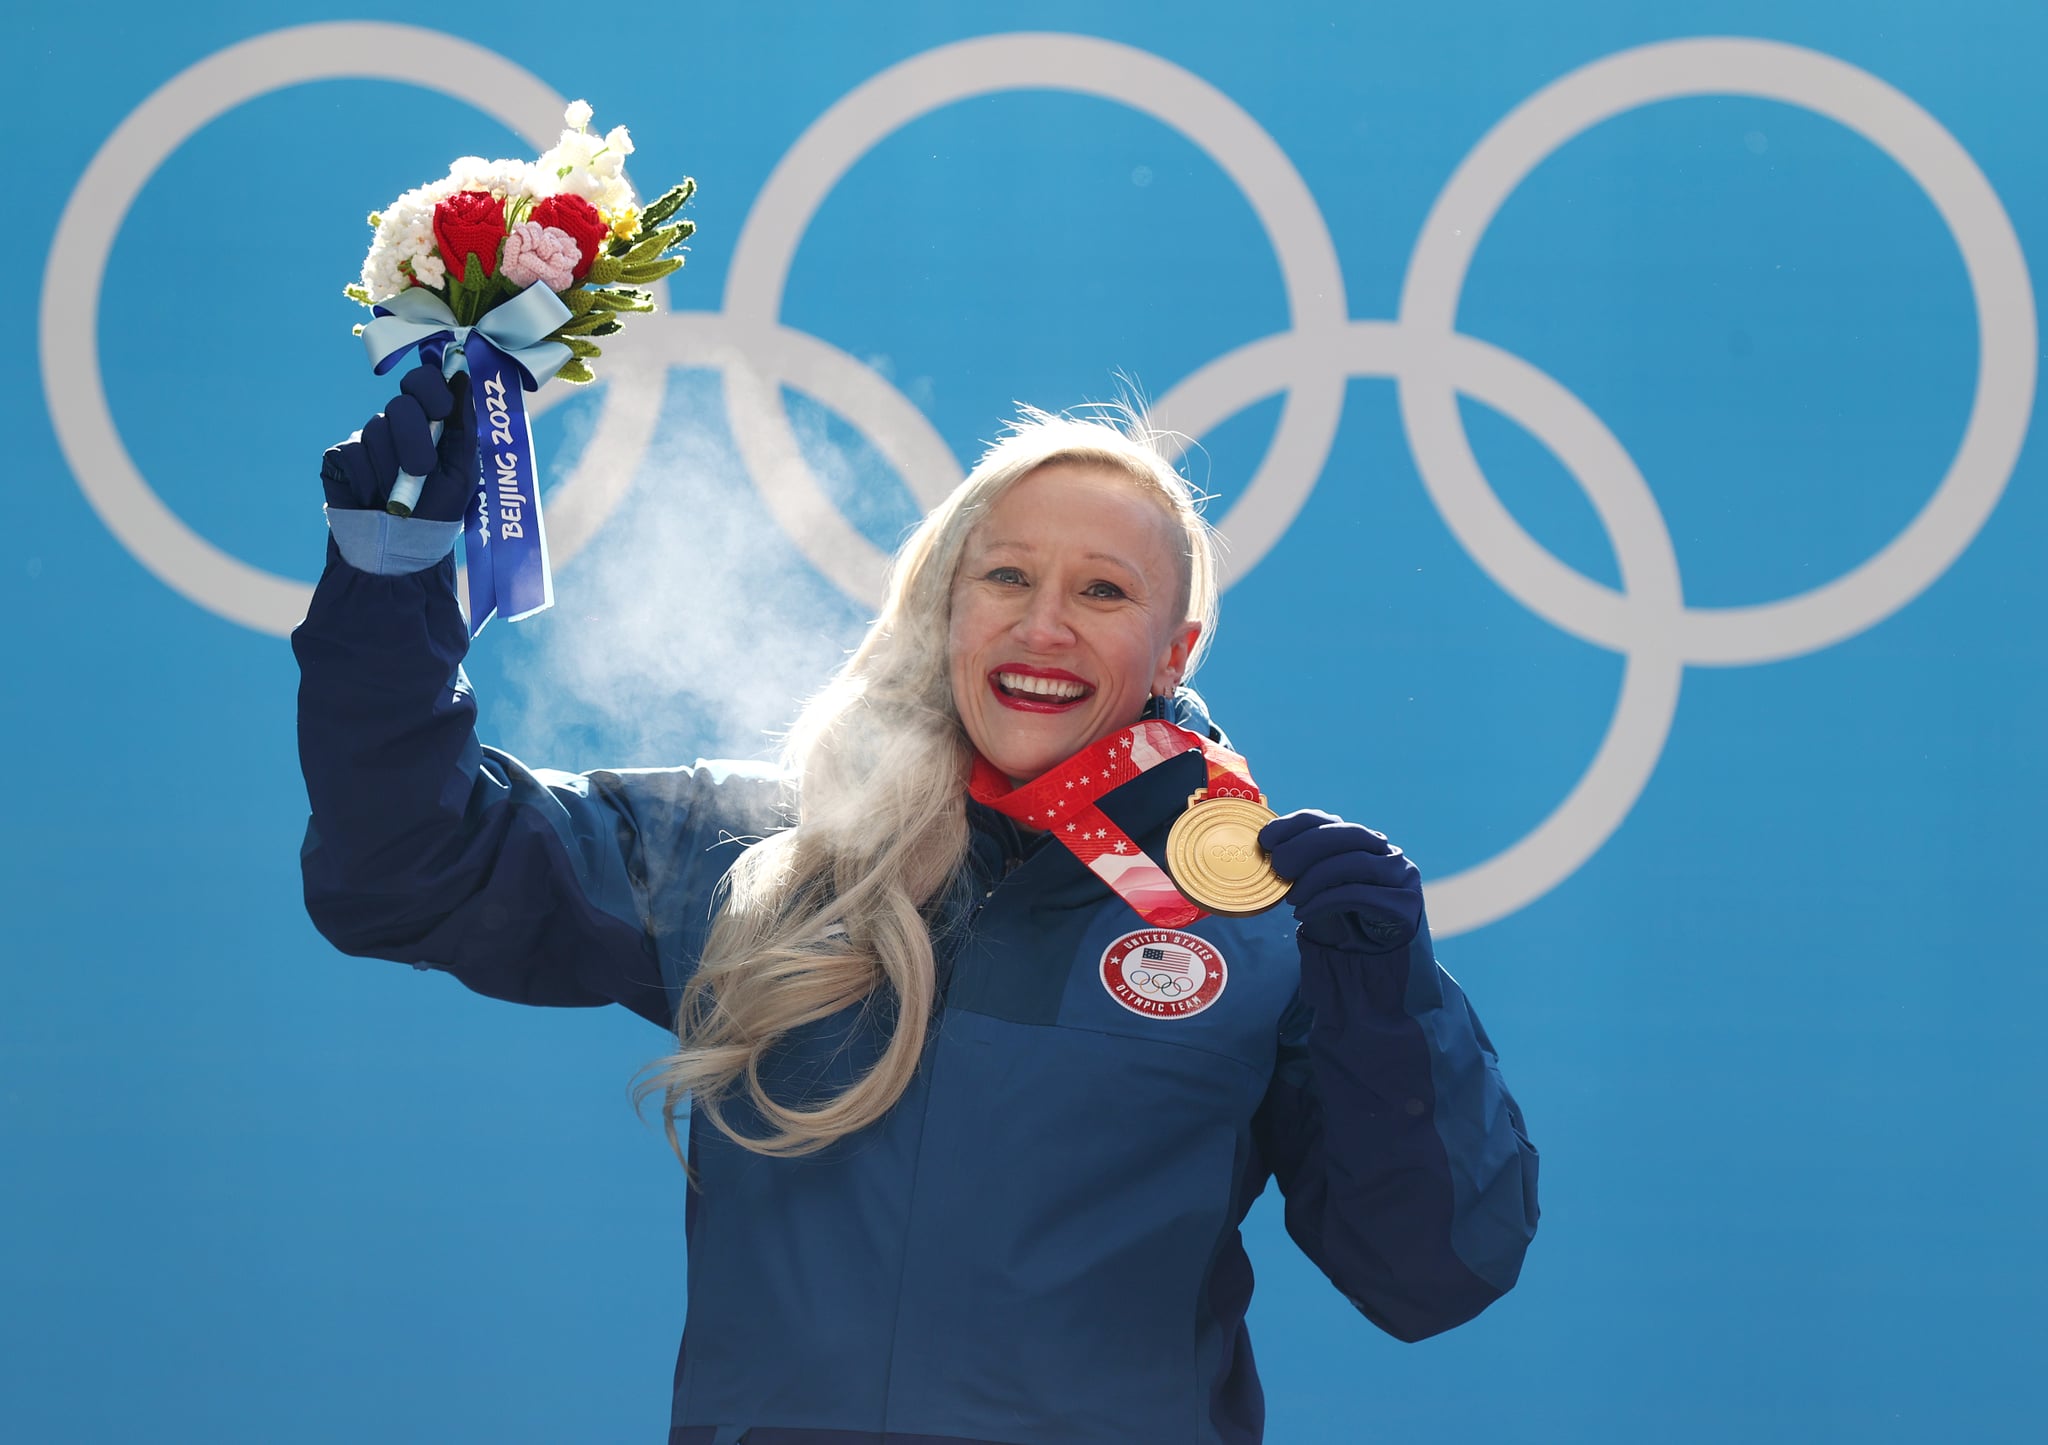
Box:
[7,2,2045,1441]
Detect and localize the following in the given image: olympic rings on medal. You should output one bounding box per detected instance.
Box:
[42,26,2036,937]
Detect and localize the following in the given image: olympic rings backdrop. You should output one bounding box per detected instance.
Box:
[8,2,2045,1441]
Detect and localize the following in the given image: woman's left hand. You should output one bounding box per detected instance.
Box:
[1258,809,1423,953]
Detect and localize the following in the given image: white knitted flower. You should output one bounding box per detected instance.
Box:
[406,250,447,290]
[375,176,458,249]
[564,99,593,132]
[531,110,638,214]
[360,251,403,301]
[534,128,598,190]
[447,154,535,200]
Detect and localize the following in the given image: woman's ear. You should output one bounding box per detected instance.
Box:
[1150,621,1202,697]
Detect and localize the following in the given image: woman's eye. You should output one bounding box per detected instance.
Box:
[985,566,1027,585]
[1084,580,1128,600]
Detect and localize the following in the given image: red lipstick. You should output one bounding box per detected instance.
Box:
[988,664,1095,713]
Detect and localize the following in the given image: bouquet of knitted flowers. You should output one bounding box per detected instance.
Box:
[348,99,693,383]
[344,101,692,631]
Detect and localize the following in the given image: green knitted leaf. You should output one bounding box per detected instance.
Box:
[448,255,492,325]
[548,310,625,339]
[344,284,371,305]
[583,255,623,286]
[639,179,696,230]
[588,287,653,313]
[621,232,668,266]
[554,358,596,385]
[623,223,689,264]
[617,257,684,285]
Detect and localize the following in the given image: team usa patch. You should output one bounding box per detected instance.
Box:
[1099,929,1228,1019]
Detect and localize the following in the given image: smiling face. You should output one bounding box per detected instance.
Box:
[948,461,1202,785]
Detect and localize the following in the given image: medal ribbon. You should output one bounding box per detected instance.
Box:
[968,720,1262,927]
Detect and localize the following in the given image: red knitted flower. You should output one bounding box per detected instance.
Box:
[530,194,609,281]
[432,190,508,280]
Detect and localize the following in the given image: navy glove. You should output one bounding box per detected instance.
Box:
[321,364,474,522]
[1259,808,1424,954]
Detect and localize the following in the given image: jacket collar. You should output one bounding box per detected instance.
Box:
[1141,683,1230,750]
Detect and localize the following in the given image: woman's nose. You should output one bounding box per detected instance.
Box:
[1012,590,1076,650]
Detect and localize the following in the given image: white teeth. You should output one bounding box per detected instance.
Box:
[997,671,1089,700]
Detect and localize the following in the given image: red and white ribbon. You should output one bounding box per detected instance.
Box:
[968,720,1263,928]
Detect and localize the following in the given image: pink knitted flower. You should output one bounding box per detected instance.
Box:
[500,221,581,291]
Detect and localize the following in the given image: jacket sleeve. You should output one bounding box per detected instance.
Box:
[291,537,777,1030]
[1252,916,1540,1341]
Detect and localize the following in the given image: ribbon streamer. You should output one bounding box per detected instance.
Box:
[362,285,572,634]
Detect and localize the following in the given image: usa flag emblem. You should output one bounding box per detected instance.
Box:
[1100,929,1227,1019]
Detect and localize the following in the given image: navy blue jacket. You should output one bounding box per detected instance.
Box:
[294,536,1539,1445]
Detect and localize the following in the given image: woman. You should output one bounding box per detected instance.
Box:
[297,366,1539,1444]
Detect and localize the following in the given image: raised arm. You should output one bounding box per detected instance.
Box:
[1252,810,1540,1341]
[294,367,776,1029]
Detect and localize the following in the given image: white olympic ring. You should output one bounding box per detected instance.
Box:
[42,27,2035,937]
[716,32,1349,601]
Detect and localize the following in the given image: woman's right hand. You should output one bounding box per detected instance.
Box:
[320,364,475,521]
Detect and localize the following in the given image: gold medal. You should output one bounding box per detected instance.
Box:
[1165,788,1290,917]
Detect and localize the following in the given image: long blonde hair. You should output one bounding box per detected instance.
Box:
[639,406,1222,1159]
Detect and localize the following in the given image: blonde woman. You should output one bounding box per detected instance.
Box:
[298,365,1539,1444]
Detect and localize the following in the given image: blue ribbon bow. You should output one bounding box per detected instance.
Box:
[363,284,573,635]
